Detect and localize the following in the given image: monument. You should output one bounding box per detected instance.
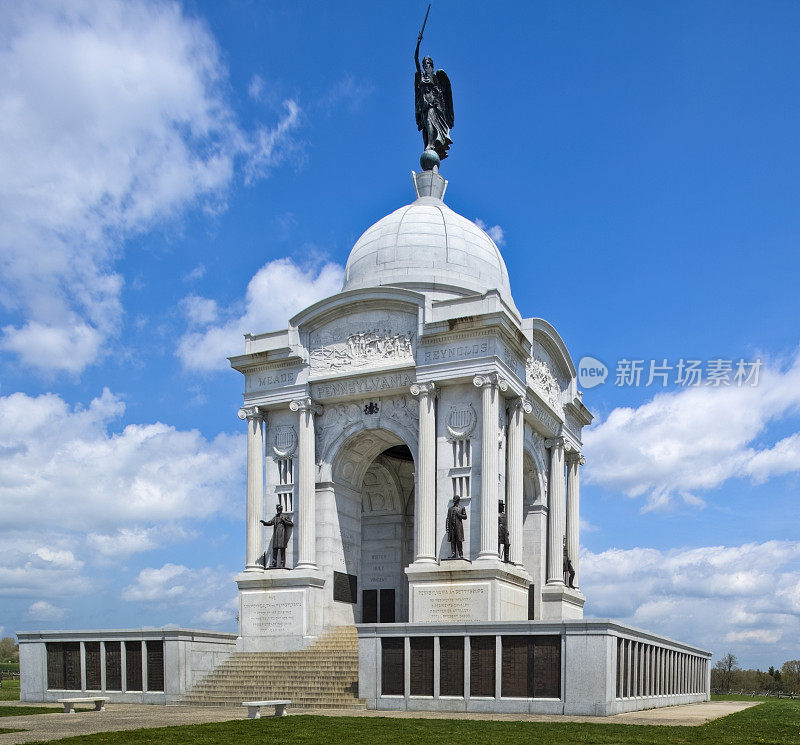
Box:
[17,11,711,714]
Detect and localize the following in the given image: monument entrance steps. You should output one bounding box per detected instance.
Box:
[181,626,365,710]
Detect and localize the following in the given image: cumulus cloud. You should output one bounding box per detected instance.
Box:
[474,218,505,246]
[122,564,234,626]
[0,1,301,376]
[178,257,344,371]
[582,540,800,666]
[0,388,242,532]
[584,350,800,510]
[27,600,67,621]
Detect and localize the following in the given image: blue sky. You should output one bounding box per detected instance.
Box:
[1,0,799,670]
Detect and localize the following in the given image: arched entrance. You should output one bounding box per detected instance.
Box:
[330,426,415,624]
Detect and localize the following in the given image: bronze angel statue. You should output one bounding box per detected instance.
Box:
[414,7,454,167]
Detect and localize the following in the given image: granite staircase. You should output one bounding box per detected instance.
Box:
[181,625,365,710]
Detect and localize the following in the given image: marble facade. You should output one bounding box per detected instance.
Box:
[231,170,593,652]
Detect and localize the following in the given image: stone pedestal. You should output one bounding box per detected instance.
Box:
[236,568,325,652]
[405,559,531,623]
[540,584,585,620]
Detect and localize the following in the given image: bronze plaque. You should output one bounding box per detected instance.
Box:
[501,636,528,697]
[333,571,357,604]
[46,643,64,690]
[85,642,101,690]
[146,641,164,692]
[63,642,80,691]
[381,637,404,695]
[125,641,143,691]
[362,589,378,623]
[105,642,122,691]
[439,636,464,697]
[532,635,561,698]
[469,636,495,697]
[379,588,396,623]
[410,637,433,696]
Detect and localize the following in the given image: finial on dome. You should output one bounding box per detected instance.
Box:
[412,170,447,200]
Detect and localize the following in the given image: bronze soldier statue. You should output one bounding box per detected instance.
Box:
[563,538,575,588]
[446,495,467,559]
[498,500,510,563]
[260,504,293,569]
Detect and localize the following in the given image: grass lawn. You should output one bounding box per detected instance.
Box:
[11,698,800,745]
[0,680,20,701]
[0,705,71,717]
[0,729,23,735]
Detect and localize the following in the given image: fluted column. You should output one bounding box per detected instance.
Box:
[474,374,507,560]
[410,382,436,563]
[238,406,264,571]
[506,397,527,565]
[566,451,585,589]
[290,397,323,570]
[545,436,566,584]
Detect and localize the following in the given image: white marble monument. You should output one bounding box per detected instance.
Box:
[231,169,592,652]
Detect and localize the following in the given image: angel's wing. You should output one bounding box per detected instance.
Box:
[435,69,454,128]
[414,71,424,131]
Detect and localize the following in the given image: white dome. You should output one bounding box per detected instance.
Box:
[343,194,516,308]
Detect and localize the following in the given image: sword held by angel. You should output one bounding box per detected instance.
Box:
[414,4,454,170]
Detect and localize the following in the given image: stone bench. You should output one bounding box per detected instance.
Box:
[56,697,109,714]
[242,700,290,718]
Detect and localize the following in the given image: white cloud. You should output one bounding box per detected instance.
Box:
[474,218,505,246]
[582,540,800,666]
[182,264,207,283]
[0,388,242,532]
[122,563,232,612]
[86,526,191,559]
[178,257,344,371]
[0,1,301,376]
[27,601,67,621]
[583,350,800,510]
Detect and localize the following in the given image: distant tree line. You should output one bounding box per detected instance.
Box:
[711,652,800,694]
[0,638,19,664]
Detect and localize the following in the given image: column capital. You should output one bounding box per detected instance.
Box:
[473,372,508,391]
[566,451,586,466]
[544,435,565,450]
[507,396,532,415]
[238,405,263,422]
[289,397,323,416]
[410,381,436,398]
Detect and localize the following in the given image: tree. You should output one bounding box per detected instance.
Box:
[713,652,739,693]
[0,637,18,663]
[782,660,800,693]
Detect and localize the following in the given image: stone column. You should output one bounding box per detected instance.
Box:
[565,451,585,589]
[474,374,507,560]
[505,397,527,565]
[410,382,436,563]
[238,406,264,571]
[290,397,323,570]
[544,436,566,585]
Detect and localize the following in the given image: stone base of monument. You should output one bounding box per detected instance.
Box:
[235,568,325,652]
[405,558,532,622]
[540,583,586,620]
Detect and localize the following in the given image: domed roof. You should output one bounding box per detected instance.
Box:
[343,187,516,310]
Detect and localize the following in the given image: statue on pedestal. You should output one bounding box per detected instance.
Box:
[260,504,293,569]
[498,500,510,563]
[446,495,467,559]
[414,4,454,171]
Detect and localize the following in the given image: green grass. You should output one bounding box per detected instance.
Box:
[0,662,20,673]
[0,679,20,701]
[0,705,70,717]
[10,698,800,745]
[0,729,23,735]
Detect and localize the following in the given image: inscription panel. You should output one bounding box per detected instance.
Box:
[245,364,302,394]
[311,372,415,401]
[414,584,489,622]
[241,590,304,636]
